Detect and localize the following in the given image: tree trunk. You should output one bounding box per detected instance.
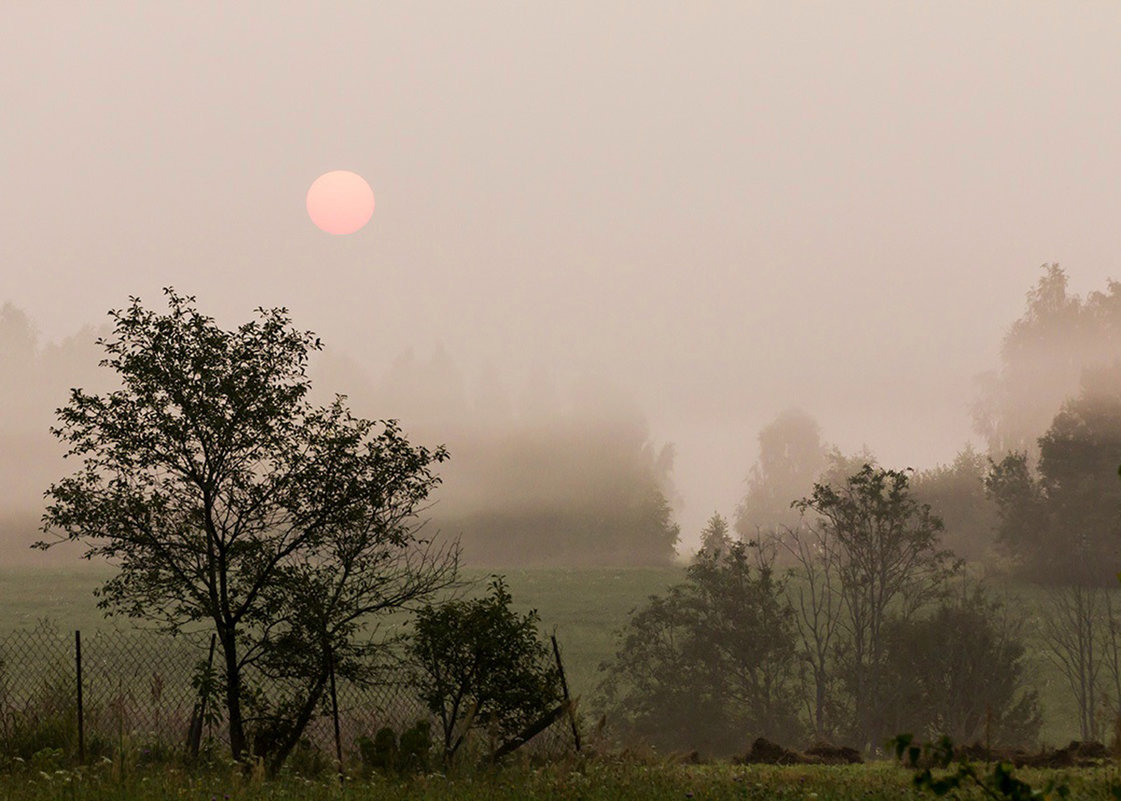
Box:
[220,628,248,762]
[265,672,330,778]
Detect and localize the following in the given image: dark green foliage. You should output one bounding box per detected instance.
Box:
[893,734,1071,800]
[357,721,432,776]
[283,738,332,778]
[410,578,561,763]
[357,728,398,774]
[398,720,433,773]
[985,452,1050,578]
[0,660,84,763]
[880,587,1042,747]
[597,541,801,756]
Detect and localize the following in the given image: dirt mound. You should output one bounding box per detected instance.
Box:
[735,737,863,765]
[735,737,809,765]
[956,740,1109,768]
[1015,741,1109,768]
[805,742,863,764]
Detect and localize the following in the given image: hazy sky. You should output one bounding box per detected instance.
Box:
[3,2,1121,545]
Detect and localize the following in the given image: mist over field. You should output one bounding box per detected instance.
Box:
[3,2,1121,563]
[11,6,1121,786]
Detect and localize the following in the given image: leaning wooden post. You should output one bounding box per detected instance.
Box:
[187,633,217,759]
[328,645,344,785]
[550,631,580,752]
[75,630,85,764]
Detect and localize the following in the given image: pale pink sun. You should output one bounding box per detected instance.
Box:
[306,170,375,235]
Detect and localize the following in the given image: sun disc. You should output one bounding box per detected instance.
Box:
[306,170,375,235]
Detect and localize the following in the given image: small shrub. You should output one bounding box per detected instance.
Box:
[357,720,432,776]
[398,720,432,773]
[1,715,74,762]
[357,727,398,775]
[134,737,177,766]
[410,578,561,764]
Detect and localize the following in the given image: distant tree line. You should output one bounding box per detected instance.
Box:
[598,463,1041,756]
[599,264,1121,755]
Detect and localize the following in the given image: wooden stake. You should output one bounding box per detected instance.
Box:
[551,631,581,752]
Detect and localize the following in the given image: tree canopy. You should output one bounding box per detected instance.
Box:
[735,408,827,539]
[974,264,1121,461]
[38,289,457,771]
[987,364,1121,585]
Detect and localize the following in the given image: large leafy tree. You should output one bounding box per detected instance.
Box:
[37,290,457,769]
[735,408,827,539]
[880,585,1041,747]
[794,465,957,749]
[974,264,1121,461]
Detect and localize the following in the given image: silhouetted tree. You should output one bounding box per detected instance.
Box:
[974,264,1121,462]
[779,520,845,742]
[986,365,1121,584]
[37,290,457,769]
[698,512,733,557]
[794,464,957,749]
[1038,581,1107,741]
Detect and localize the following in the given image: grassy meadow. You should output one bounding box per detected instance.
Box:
[0,564,1095,750]
[3,563,1119,800]
[4,756,1121,801]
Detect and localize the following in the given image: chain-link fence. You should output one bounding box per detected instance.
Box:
[0,625,577,765]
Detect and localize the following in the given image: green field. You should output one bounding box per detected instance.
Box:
[0,565,1097,750]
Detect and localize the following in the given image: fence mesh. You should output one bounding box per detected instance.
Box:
[0,625,576,764]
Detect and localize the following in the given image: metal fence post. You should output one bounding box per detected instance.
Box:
[75,630,85,764]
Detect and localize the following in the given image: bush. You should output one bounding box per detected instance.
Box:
[410,578,561,764]
[596,541,801,756]
[357,720,432,776]
[357,727,398,775]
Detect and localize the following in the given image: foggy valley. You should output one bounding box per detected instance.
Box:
[4,2,1121,797]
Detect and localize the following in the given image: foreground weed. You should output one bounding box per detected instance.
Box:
[3,756,1121,801]
[892,734,1081,800]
